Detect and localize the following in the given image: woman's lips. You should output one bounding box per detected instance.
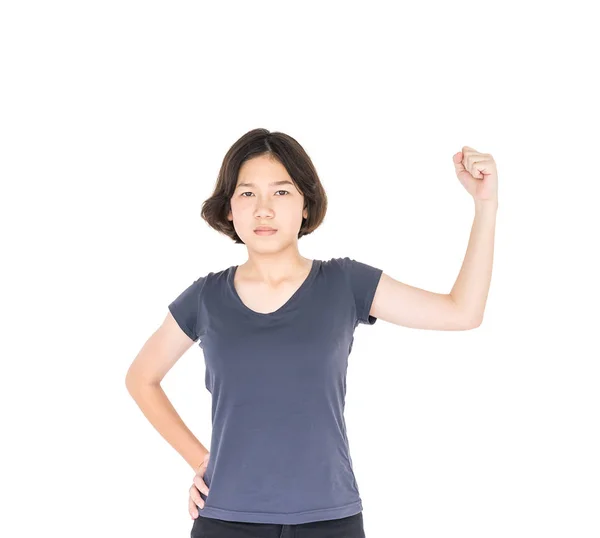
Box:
[254,229,277,236]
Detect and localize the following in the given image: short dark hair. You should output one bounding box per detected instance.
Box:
[201,128,328,244]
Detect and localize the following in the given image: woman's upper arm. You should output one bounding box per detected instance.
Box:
[126,275,206,387]
[125,311,197,387]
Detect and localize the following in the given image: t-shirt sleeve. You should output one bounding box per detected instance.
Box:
[340,257,384,325]
[168,276,206,341]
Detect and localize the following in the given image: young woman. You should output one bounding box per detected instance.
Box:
[125,128,498,538]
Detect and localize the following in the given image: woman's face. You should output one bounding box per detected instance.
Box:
[227,155,308,249]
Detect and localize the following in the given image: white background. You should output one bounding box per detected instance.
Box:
[2,1,599,537]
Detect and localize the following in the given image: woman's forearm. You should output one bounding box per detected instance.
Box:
[450,200,497,325]
[126,381,209,472]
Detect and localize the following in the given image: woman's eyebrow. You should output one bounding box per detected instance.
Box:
[236,180,294,189]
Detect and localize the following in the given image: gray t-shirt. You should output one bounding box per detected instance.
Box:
[168,256,383,524]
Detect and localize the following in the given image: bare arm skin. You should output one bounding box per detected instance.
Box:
[125,312,209,472]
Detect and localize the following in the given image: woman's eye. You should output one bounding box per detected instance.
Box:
[240,190,289,197]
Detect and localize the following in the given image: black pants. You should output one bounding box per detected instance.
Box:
[191,511,365,537]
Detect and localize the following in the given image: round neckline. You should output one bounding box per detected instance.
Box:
[227,259,320,318]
